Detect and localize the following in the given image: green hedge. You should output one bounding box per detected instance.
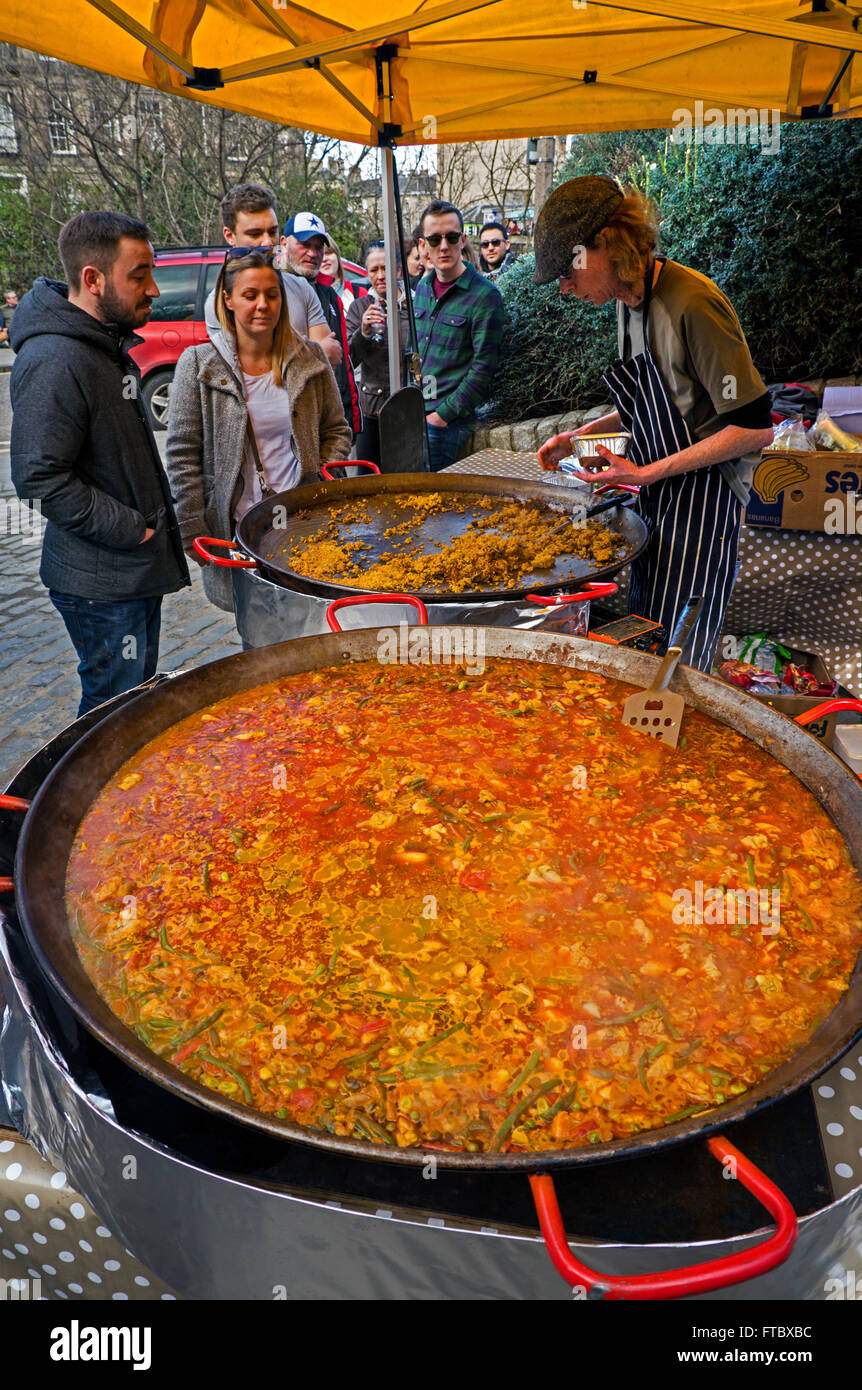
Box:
[485,121,862,423]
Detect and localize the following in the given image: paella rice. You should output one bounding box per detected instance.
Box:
[287,493,622,591]
[66,660,862,1154]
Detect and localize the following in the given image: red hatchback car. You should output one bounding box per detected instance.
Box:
[132,247,370,429]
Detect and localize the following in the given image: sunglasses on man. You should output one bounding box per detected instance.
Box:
[480,237,505,249]
[423,231,463,247]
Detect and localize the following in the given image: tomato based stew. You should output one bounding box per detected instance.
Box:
[66,659,862,1154]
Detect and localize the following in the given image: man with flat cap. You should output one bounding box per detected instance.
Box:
[536,176,773,672]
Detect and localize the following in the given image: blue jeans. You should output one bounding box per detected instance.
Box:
[426,420,473,473]
[50,592,162,717]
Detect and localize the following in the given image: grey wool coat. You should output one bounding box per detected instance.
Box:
[166,329,351,611]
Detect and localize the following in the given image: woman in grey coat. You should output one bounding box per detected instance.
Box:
[166,248,351,613]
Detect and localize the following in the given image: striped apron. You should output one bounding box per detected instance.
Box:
[601,259,742,672]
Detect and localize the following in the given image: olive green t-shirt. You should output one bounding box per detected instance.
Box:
[617,259,766,504]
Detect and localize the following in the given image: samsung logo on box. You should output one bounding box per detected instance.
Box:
[824,468,862,494]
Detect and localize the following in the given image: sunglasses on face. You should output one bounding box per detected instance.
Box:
[424,231,462,247]
[480,238,504,248]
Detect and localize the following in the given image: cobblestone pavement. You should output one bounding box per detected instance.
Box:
[0,374,240,788]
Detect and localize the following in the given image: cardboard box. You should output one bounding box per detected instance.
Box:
[744,440,862,533]
[720,647,858,748]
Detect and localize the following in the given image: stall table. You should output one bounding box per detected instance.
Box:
[2,451,862,1300]
[449,450,862,696]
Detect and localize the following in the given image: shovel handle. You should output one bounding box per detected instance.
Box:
[668,595,704,652]
[649,596,704,692]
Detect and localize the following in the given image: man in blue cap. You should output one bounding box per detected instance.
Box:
[281,213,360,438]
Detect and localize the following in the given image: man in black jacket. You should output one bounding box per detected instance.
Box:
[280,212,361,437]
[11,211,189,716]
[478,222,517,281]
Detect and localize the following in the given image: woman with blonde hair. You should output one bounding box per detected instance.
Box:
[320,237,355,313]
[166,247,351,618]
[536,177,773,672]
[462,236,481,269]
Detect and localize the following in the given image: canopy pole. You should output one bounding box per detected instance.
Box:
[380,145,401,398]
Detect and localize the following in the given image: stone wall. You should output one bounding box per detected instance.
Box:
[461,375,862,459]
[463,404,614,457]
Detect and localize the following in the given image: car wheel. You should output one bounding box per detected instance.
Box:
[142,369,174,431]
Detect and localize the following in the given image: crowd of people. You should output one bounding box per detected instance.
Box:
[8,173,770,715]
[7,183,513,712]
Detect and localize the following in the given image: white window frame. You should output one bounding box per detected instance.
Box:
[48,97,77,156]
[0,171,28,197]
[0,92,17,155]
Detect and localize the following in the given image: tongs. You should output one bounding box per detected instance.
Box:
[620,596,703,748]
[536,484,640,547]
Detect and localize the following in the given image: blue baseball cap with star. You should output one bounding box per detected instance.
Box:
[283,212,331,245]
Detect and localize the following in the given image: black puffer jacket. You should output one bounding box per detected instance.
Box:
[10,279,189,601]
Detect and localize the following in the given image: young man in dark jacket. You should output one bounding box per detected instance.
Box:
[10,211,189,716]
[478,222,517,281]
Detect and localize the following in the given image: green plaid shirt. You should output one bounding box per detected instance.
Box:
[413,264,505,426]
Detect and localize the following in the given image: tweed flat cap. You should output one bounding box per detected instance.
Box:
[532,175,625,285]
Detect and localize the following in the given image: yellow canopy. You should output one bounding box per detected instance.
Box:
[1,1,860,146]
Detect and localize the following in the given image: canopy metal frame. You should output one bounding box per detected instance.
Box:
[14,0,862,391]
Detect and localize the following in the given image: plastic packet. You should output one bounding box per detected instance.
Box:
[779,663,838,697]
[717,660,781,693]
[810,411,862,452]
[737,633,791,674]
[765,416,814,451]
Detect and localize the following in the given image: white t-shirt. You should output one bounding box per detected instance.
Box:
[235,370,300,519]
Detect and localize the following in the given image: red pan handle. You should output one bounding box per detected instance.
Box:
[326,594,429,633]
[0,795,32,890]
[529,1135,797,1299]
[320,460,381,480]
[796,699,862,777]
[593,483,640,496]
[193,537,257,569]
[526,583,619,606]
[795,698,862,724]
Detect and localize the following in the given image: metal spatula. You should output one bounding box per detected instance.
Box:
[621,596,703,748]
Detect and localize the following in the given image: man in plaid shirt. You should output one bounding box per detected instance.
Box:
[414,200,505,472]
